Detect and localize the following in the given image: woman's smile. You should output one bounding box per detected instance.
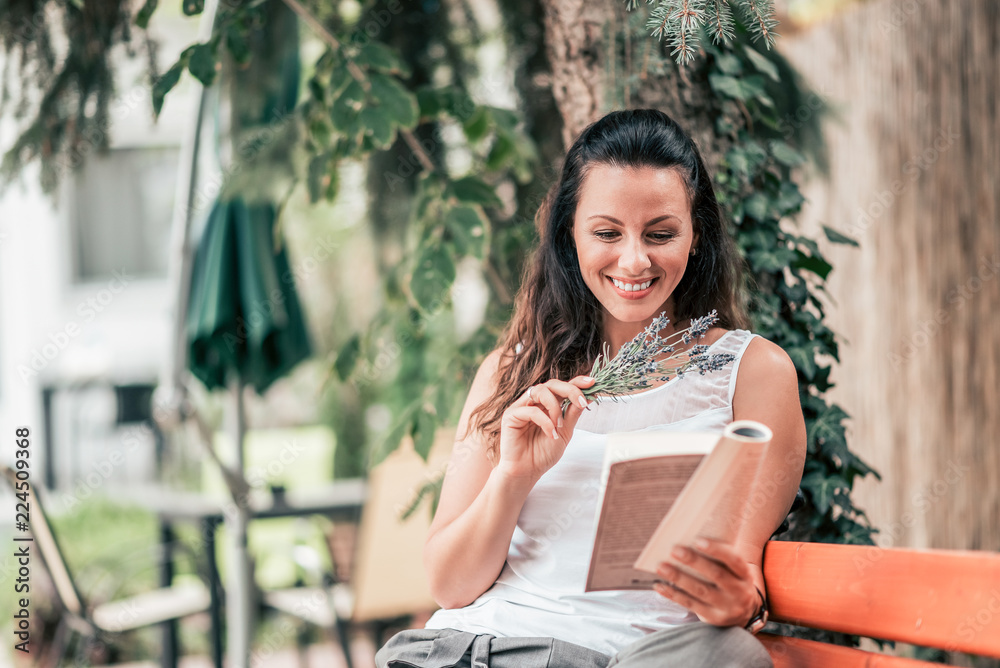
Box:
[607,275,658,298]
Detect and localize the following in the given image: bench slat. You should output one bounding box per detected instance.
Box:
[762,542,1000,658]
[759,634,940,668]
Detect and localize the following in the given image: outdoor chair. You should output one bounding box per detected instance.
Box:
[262,429,453,668]
[0,466,211,668]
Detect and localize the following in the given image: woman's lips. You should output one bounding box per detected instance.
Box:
[607,276,658,300]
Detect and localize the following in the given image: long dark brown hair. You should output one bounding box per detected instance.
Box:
[471,109,749,461]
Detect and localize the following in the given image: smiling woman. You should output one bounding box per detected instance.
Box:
[375,109,805,668]
[573,165,699,352]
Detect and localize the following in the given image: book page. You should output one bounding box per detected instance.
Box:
[585,454,704,591]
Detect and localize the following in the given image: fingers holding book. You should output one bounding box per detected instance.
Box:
[652,539,758,628]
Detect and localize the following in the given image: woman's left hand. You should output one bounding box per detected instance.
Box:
[652,537,759,628]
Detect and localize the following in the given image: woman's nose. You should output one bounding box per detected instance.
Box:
[619,238,652,274]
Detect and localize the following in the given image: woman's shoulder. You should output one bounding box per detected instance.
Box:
[472,348,506,389]
[734,334,797,387]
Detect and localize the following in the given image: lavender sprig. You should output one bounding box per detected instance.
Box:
[581,309,737,405]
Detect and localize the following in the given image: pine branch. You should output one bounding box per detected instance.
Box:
[631,0,778,63]
[708,0,736,44]
[740,0,779,48]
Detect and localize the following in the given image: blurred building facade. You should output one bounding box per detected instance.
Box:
[0,19,198,496]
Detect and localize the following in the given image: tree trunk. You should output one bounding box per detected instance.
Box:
[539,0,730,167]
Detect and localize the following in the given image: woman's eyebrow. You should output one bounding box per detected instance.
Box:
[587,214,681,226]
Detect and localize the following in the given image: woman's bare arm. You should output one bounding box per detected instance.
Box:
[423,350,594,609]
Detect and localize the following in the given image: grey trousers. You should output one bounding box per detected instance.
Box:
[375,623,773,668]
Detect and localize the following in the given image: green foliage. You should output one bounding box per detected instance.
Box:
[0,0,149,193]
[694,28,879,546]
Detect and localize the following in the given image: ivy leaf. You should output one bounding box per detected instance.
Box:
[488,107,520,131]
[330,80,364,134]
[807,403,851,455]
[708,73,766,102]
[405,473,445,520]
[448,176,501,207]
[714,53,743,76]
[360,106,395,149]
[307,152,330,204]
[770,140,806,167]
[323,165,340,201]
[445,206,488,258]
[135,0,158,28]
[226,25,251,66]
[750,247,797,273]
[152,48,193,117]
[356,42,410,77]
[440,88,476,121]
[743,192,770,221]
[801,471,846,515]
[417,88,444,117]
[369,72,418,130]
[786,343,818,380]
[335,334,361,381]
[462,106,491,142]
[775,181,806,215]
[329,67,353,100]
[823,225,860,247]
[726,147,750,178]
[410,244,456,314]
[371,403,419,467]
[187,42,217,87]
[412,407,437,461]
[485,133,516,171]
[793,250,833,281]
[743,46,780,82]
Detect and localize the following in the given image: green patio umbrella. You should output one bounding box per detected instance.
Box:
[186,197,311,395]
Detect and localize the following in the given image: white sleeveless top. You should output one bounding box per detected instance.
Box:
[425,329,759,656]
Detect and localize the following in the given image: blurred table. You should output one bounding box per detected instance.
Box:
[112,479,367,668]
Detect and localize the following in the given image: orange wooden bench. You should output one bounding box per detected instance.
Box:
[760,541,1000,667]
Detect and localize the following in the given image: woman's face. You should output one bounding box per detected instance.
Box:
[572,164,696,346]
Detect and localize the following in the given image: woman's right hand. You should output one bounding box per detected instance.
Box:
[496,376,595,482]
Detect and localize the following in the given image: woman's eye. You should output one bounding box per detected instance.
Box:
[649,232,675,242]
[594,231,619,240]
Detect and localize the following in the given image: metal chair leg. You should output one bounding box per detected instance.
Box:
[334,615,353,668]
[40,616,72,668]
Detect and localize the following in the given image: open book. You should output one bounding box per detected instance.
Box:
[584,420,772,592]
